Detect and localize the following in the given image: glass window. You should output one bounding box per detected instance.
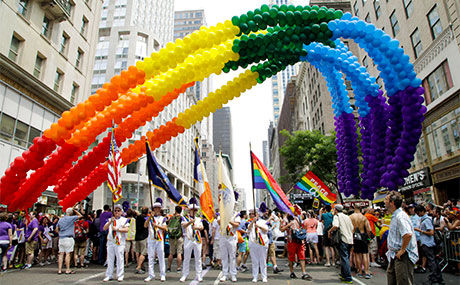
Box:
[76,49,83,69]
[70,83,79,104]
[390,11,399,36]
[14,120,28,147]
[411,28,422,58]
[9,35,21,62]
[42,16,51,38]
[427,109,460,160]
[373,0,381,19]
[81,16,88,36]
[59,33,69,54]
[403,0,413,18]
[426,61,451,101]
[18,0,28,17]
[126,161,138,173]
[28,126,41,147]
[54,70,63,92]
[34,54,44,78]
[0,114,15,141]
[428,5,443,39]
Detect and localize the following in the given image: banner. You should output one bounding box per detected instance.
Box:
[294,171,337,204]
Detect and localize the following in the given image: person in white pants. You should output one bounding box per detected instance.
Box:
[248,202,269,283]
[219,192,241,283]
[103,204,129,282]
[180,198,204,282]
[144,198,168,282]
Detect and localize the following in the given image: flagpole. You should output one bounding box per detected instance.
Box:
[193,137,199,206]
[285,186,295,195]
[249,143,256,215]
[148,179,153,209]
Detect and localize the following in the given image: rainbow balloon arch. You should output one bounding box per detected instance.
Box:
[0,4,426,211]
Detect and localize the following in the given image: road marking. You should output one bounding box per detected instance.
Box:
[74,272,105,284]
[189,267,210,285]
[214,271,223,285]
[352,277,367,285]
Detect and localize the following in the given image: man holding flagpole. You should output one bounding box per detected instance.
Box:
[144,198,167,282]
[248,202,269,283]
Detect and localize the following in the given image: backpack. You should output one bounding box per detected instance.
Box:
[168,216,182,239]
[74,220,87,241]
[292,217,306,243]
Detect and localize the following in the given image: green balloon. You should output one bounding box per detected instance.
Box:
[303,5,312,11]
[247,20,257,32]
[294,26,303,35]
[266,17,276,26]
[311,24,320,33]
[309,10,318,20]
[301,10,310,20]
[287,4,296,12]
[247,10,254,20]
[318,9,326,19]
[320,22,329,32]
[299,33,307,42]
[253,14,263,24]
[279,18,287,27]
[232,45,240,53]
[294,11,302,25]
[311,5,320,11]
[259,22,267,30]
[231,16,240,26]
[261,4,270,13]
[295,5,304,12]
[269,8,278,18]
[240,14,248,23]
[279,4,288,12]
[254,8,262,15]
[291,34,300,43]
[334,10,344,19]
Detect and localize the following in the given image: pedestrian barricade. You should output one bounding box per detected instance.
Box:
[444,230,460,263]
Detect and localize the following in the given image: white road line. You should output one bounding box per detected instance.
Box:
[189,267,210,285]
[352,277,367,285]
[214,271,223,285]
[73,272,105,284]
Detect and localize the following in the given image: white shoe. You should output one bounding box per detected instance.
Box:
[220,276,227,282]
[231,276,237,282]
[160,276,166,282]
[197,276,203,282]
[180,276,186,282]
[262,278,267,283]
[144,276,154,282]
[103,277,112,282]
[324,263,331,267]
[370,262,381,268]
[252,279,258,283]
[117,277,124,282]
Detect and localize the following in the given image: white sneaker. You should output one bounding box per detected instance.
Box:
[231,276,237,282]
[39,262,45,266]
[117,277,124,282]
[103,277,112,282]
[252,279,258,283]
[324,263,331,267]
[220,276,227,282]
[197,276,203,282]
[262,278,268,283]
[180,276,186,282]
[370,262,381,268]
[160,276,166,282]
[144,276,154,282]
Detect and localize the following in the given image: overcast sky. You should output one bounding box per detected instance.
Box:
[175,0,308,209]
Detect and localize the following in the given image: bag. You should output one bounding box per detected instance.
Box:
[74,220,87,241]
[331,228,341,246]
[168,216,182,239]
[292,217,306,243]
[237,230,244,243]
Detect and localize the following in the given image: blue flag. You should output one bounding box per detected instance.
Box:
[145,142,187,207]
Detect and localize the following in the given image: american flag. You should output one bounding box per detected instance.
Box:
[107,130,122,202]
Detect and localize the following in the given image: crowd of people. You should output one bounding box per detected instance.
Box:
[0,192,459,284]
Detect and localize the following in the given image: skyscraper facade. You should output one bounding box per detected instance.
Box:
[213,107,233,179]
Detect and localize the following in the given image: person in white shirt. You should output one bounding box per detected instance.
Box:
[219,192,241,282]
[248,202,269,283]
[180,198,204,282]
[103,204,129,282]
[211,211,221,269]
[144,198,168,282]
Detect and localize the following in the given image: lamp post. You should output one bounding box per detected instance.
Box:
[136,155,146,211]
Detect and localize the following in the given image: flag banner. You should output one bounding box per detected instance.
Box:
[294,171,337,204]
[218,152,235,235]
[313,198,320,208]
[251,151,295,215]
[108,130,122,202]
[145,142,187,207]
[194,138,214,222]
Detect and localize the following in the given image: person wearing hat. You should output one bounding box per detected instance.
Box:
[328,204,354,284]
[180,198,204,282]
[248,202,269,283]
[219,191,241,282]
[144,198,168,282]
[103,204,129,282]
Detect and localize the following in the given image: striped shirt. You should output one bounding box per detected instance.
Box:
[386,208,419,264]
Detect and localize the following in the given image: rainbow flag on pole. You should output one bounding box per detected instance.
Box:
[294,171,337,204]
[250,151,295,215]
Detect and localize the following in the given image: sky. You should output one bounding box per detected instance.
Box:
[175,0,307,209]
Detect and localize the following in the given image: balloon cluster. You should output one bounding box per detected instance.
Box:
[0,4,427,211]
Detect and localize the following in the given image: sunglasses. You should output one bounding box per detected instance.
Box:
[114,209,121,212]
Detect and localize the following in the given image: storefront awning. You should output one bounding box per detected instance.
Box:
[373,192,387,204]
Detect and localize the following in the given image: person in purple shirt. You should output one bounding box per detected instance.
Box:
[0,212,13,272]
[99,205,112,265]
[24,211,39,269]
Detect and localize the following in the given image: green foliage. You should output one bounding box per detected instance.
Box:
[279,129,338,191]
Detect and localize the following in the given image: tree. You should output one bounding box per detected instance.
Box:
[279,129,338,192]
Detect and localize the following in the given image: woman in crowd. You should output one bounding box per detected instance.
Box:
[38,215,52,266]
[0,212,13,272]
[303,210,320,265]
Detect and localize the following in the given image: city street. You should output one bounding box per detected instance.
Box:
[0,258,458,285]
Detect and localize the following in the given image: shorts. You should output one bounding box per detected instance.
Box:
[368,237,378,255]
[238,241,247,253]
[52,237,59,251]
[306,233,318,244]
[25,240,36,255]
[59,237,75,253]
[213,239,220,259]
[323,235,332,247]
[169,237,184,255]
[268,243,276,258]
[125,240,135,252]
[135,239,147,256]
[74,239,87,256]
[41,239,52,249]
[353,238,369,254]
[287,241,306,262]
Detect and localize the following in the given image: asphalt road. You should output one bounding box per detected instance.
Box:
[0,258,458,285]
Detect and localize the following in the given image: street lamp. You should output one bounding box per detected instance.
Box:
[136,155,146,211]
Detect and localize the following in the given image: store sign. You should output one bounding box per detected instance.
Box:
[399,167,432,192]
[290,193,313,203]
[343,200,370,208]
[37,196,48,205]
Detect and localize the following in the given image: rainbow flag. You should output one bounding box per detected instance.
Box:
[294,171,337,204]
[251,151,295,215]
[194,230,202,243]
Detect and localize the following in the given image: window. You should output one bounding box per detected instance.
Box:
[365,13,371,23]
[425,61,452,102]
[403,0,413,18]
[42,16,52,38]
[76,48,83,69]
[70,83,79,104]
[81,16,88,36]
[426,108,460,160]
[54,70,63,92]
[14,120,28,147]
[353,1,359,17]
[373,0,381,19]
[135,34,147,60]
[33,54,45,78]
[390,11,400,36]
[428,5,442,39]
[8,35,21,62]
[0,114,15,141]
[102,0,110,9]
[18,0,29,17]
[126,161,138,173]
[59,33,69,54]
[410,28,422,58]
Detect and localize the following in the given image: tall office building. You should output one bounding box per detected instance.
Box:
[213,107,233,179]
[0,0,102,211]
[90,0,202,213]
[352,0,460,204]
